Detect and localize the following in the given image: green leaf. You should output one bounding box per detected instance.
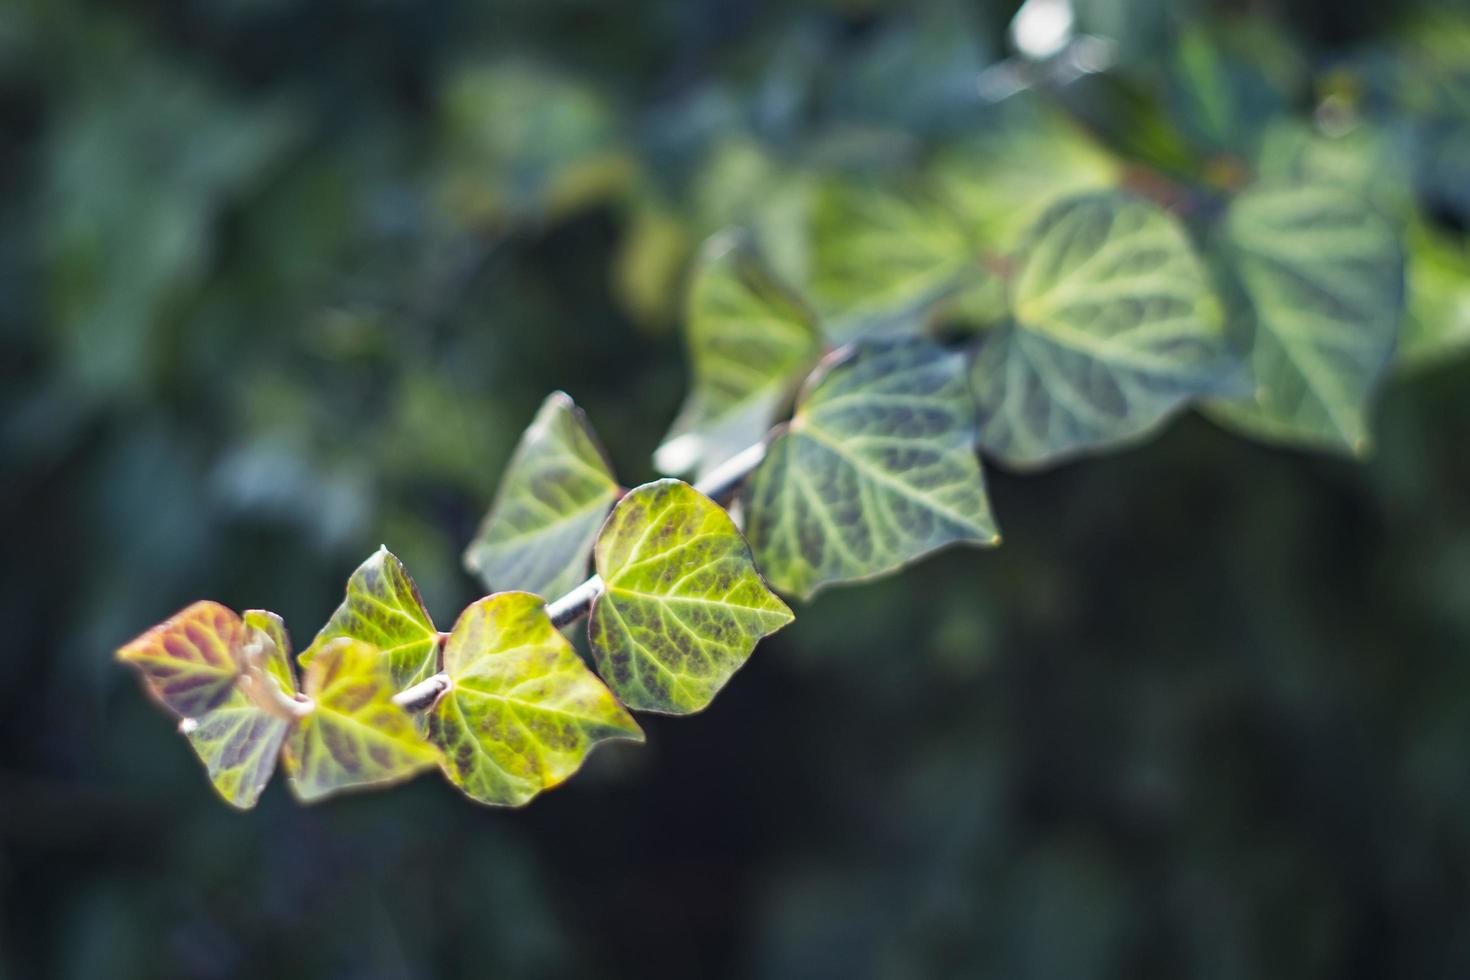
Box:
[969,192,1234,469]
[1399,219,1470,372]
[426,592,642,806]
[805,178,981,341]
[464,393,621,599]
[117,602,300,809]
[284,638,439,803]
[744,339,999,600]
[299,547,441,690]
[588,479,793,713]
[1206,182,1405,453]
[930,95,1120,256]
[655,234,822,477]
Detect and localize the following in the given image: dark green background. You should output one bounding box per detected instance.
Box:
[3,0,1470,977]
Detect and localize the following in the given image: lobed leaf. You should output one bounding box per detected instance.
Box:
[299,547,441,690]
[1206,182,1405,453]
[804,178,981,341]
[117,602,298,809]
[589,479,793,713]
[969,192,1235,469]
[744,339,999,600]
[655,234,822,478]
[284,638,439,803]
[464,393,621,599]
[427,592,642,806]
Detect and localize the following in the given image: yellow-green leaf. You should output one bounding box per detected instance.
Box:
[745,339,999,600]
[464,393,621,599]
[283,638,438,803]
[655,234,822,477]
[299,547,441,690]
[970,192,1234,469]
[1207,182,1405,453]
[589,479,793,714]
[426,592,642,806]
[117,601,244,719]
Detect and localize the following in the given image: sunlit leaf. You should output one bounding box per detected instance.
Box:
[930,94,1121,256]
[655,234,822,477]
[970,192,1234,469]
[284,638,438,803]
[426,592,642,806]
[299,547,441,690]
[117,602,299,809]
[588,479,793,713]
[805,178,981,341]
[745,340,999,600]
[117,601,246,719]
[1399,219,1470,372]
[464,393,621,599]
[1206,182,1404,453]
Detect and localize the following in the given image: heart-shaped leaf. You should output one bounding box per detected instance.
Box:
[588,479,793,713]
[744,339,999,600]
[805,178,981,341]
[970,192,1235,469]
[1206,182,1404,453]
[427,592,642,806]
[299,547,441,690]
[117,602,300,809]
[284,637,439,803]
[655,234,821,478]
[464,393,621,599]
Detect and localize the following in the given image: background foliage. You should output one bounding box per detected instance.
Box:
[4,0,1470,976]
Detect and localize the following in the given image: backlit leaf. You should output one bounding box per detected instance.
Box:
[299,547,441,690]
[1206,182,1405,453]
[117,603,300,809]
[805,178,981,341]
[427,592,642,806]
[1399,219,1470,372]
[284,638,438,803]
[655,234,822,477]
[970,192,1234,469]
[744,339,999,600]
[464,393,621,599]
[589,479,793,713]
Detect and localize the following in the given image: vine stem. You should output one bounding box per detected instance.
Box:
[390,438,771,713]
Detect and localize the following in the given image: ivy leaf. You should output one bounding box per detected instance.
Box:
[464,393,621,599]
[117,603,300,809]
[744,339,999,600]
[969,192,1235,469]
[805,178,981,341]
[588,479,793,713]
[655,234,822,477]
[1399,219,1470,372]
[117,601,245,719]
[283,638,438,803]
[930,94,1121,256]
[426,592,642,806]
[299,547,441,690]
[1206,182,1404,453]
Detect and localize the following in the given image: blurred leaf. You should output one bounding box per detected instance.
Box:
[284,638,438,803]
[930,94,1122,255]
[464,392,621,599]
[691,136,813,285]
[1399,219,1470,372]
[438,60,632,224]
[805,177,981,340]
[613,198,692,327]
[589,479,793,713]
[426,592,641,806]
[745,340,999,600]
[1165,20,1304,159]
[970,192,1233,469]
[299,547,441,690]
[1207,183,1404,453]
[655,234,821,477]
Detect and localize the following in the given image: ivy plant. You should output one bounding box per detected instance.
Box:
[118,10,1470,809]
